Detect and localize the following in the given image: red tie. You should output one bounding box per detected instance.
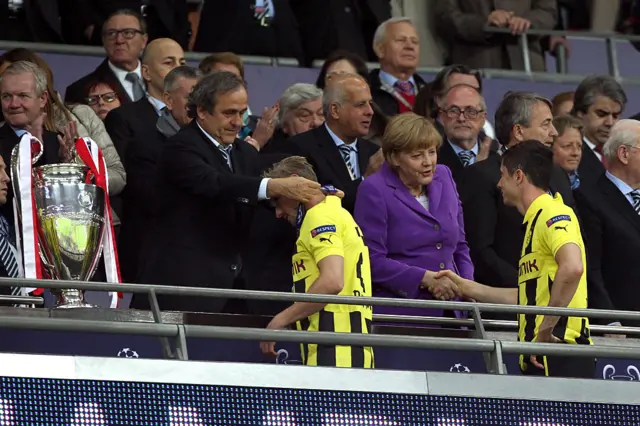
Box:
[594,144,607,167]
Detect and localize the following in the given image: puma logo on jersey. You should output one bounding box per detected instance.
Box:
[554,225,569,232]
[319,235,334,244]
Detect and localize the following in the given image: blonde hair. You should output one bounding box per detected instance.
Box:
[381,113,442,161]
[263,156,318,182]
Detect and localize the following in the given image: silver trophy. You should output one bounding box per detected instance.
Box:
[11,140,106,308]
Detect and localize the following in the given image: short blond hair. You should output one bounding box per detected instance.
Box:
[263,156,318,182]
[381,113,442,161]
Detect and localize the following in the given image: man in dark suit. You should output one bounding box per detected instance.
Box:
[459,92,574,317]
[65,10,148,105]
[119,66,201,284]
[287,74,380,214]
[0,62,74,229]
[132,71,323,313]
[368,17,426,117]
[194,0,304,64]
[104,37,186,161]
[0,0,63,42]
[59,0,190,48]
[575,119,640,324]
[291,0,391,65]
[571,75,627,186]
[435,84,497,186]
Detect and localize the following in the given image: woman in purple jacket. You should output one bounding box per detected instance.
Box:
[354,113,474,318]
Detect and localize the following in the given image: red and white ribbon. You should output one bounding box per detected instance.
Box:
[14,132,43,295]
[75,137,122,308]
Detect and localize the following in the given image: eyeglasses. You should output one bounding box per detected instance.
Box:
[103,28,144,40]
[440,106,484,120]
[84,92,118,105]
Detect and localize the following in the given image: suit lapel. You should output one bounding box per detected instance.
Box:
[599,175,640,235]
[316,126,354,183]
[437,139,464,176]
[578,140,605,181]
[356,141,374,177]
[192,122,232,172]
[231,140,250,175]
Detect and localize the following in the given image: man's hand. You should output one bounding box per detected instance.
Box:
[420,271,461,300]
[604,322,626,339]
[245,136,260,151]
[434,270,469,298]
[364,149,384,178]
[530,327,562,370]
[251,105,279,148]
[487,10,514,27]
[548,36,571,58]
[476,136,492,162]
[508,16,532,35]
[58,120,79,163]
[267,176,322,203]
[260,313,289,358]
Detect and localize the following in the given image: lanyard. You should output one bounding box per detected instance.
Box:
[379,82,414,111]
[295,185,339,236]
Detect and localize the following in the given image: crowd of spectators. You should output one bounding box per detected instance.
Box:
[0,3,638,376]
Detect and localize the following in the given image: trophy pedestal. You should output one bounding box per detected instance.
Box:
[54,289,95,309]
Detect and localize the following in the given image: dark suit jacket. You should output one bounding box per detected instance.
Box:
[64,59,131,106]
[367,69,427,117]
[437,137,500,189]
[0,0,63,42]
[433,0,556,71]
[577,140,605,186]
[291,0,391,64]
[118,125,167,283]
[0,124,61,232]
[103,98,158,161]
[574,175,640,322]
[59,0,190,48]
[459,154,576,292]
[194,0,303,63]
[133,121,263,313]
[287,125,380,213]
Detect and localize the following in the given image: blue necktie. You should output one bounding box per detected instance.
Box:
[458,150,474,167]
[0,216,19,278]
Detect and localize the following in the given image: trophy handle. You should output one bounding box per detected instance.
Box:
[10,138,44,218]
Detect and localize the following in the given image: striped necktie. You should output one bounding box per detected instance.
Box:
[394,81,414,95]
[0,216,18,278]
[630,190,640,214]
[218,144,233,172]
[458,150,474,167]
[338,144,356,180]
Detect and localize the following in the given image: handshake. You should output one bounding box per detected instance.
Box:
[420,270,469,301]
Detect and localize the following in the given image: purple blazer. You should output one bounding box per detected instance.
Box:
[354,162,474,318]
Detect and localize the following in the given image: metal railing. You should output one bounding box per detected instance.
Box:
[0,277,638,376]
[484,26,640,80]
[3,26,640,86]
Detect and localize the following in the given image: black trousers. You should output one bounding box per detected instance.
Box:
[522,354,596,379]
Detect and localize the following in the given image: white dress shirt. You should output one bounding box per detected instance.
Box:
[325,123,361,179]
[107,61,143,102]
[584,137,602,161]
[196,122,269,199]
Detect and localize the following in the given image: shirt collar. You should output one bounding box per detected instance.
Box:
[148,96,167,114]
[10,126,27,137]
[197,121,224,149]
[448,139,479,156]
[325,123,357,150]
[606,170,635,196]
[379,69,416,92]
[583,137,597,152]
[523,193,556,223]
[107,60,142,81]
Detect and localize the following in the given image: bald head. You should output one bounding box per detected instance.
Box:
[322,73,369,117]
[141,38,186,98]
[322,73,373,139]
[603,119,640,163]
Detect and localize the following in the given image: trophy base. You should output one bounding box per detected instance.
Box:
[53,289,96,309]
